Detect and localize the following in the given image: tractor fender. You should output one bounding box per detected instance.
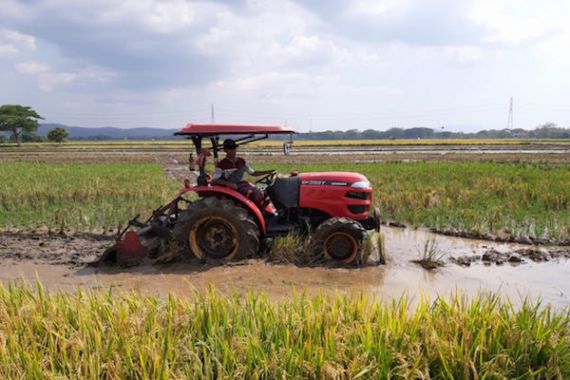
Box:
[189,186,266,234]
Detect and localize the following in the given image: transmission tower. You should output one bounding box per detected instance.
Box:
[210,104,215,124]
[506,96,514,129]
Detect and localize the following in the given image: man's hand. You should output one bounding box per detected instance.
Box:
[253,169,276,176]
[227,182,238,190]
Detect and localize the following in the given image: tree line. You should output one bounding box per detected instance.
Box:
[290,124,570,140]
[0,105,67,144]
[1,104,569,144]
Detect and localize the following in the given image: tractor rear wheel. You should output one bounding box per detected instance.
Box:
[173,197,260,261]
[312,217,366,264]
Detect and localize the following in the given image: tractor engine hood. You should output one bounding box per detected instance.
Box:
[299,172,371,189]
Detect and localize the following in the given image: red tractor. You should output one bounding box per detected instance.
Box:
[99,124,380,266]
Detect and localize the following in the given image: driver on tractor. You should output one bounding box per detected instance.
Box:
[212,139,274,207]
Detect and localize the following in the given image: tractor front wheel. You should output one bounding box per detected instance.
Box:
[173,197,260,261]
[312,217,366,265]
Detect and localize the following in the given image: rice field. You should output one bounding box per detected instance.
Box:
[1,150,569,379]
[0,283,568,379]
[0,162,180,231]
[1,161,569,242]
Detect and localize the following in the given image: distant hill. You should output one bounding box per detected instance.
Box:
[34,122,570,141]
[38,124,178,141]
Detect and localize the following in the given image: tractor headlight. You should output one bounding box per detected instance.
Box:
[350,180,370,189]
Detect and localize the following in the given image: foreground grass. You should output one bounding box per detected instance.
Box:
[0,163,180,231]
[0,283,568,379]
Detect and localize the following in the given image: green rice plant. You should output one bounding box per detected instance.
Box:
[0,282,569,379]
[362,232,374,264]
[412,236,446,269]
[361,232,386,265]
[376,232,386,265]
[0,162,181,231]
[267,232,311,264]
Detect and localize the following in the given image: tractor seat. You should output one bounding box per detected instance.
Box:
[266,176,300,209]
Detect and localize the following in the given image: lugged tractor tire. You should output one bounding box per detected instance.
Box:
[312,217,366,265]
[173,197,260,262]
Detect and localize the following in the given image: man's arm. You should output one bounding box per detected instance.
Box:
[244,164,275,177]
[212,166,238,189]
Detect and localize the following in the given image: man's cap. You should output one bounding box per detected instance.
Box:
[223,139,238,149]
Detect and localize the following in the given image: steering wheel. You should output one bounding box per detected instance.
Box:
[255,170,277,185]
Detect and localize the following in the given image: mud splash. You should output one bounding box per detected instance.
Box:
[1,228,569,309]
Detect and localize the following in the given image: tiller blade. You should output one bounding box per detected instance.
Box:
[91,195,190,267]
[116,230,148,266]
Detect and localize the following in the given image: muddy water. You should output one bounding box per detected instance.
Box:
[380,228,570,309]
[1,227,569,308]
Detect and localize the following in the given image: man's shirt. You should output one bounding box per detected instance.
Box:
[213,157,255,184]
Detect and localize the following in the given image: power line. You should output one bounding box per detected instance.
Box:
[507,96,514,129]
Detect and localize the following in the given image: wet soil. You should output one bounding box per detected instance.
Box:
[0,231,113,267]
[1,227,569,309]
[451,246,570,266]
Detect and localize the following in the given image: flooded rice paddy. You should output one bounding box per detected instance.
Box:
[1,227,568,309]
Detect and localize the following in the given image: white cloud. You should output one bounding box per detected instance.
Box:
[0,43,18,56]
[16,61,115,92]
[348,0,410,17]
[469,0,569,45]
[193,0,321,60]
[16,62,50,74]
[266,35,350,68]
[213,71,325,102]
[435,46,483,65]
[17,0,207,35]
[384,43,483,66]
[93,0,204,34]
[17,61,77,92]
[0,29,36,56]
[0,0,29,19]
[537,31,570,56]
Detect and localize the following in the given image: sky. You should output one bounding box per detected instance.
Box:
[1,0,569,132]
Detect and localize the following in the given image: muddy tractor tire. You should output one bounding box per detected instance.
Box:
[312,217,366,264]
[173,197,260,261]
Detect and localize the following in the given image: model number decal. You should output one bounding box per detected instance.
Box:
[302,180,349,186]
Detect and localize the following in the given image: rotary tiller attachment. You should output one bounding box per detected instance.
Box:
[92,197,186,267]
[97,230,150,267]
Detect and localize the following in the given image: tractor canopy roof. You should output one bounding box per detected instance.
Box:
[175,123,295,137]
